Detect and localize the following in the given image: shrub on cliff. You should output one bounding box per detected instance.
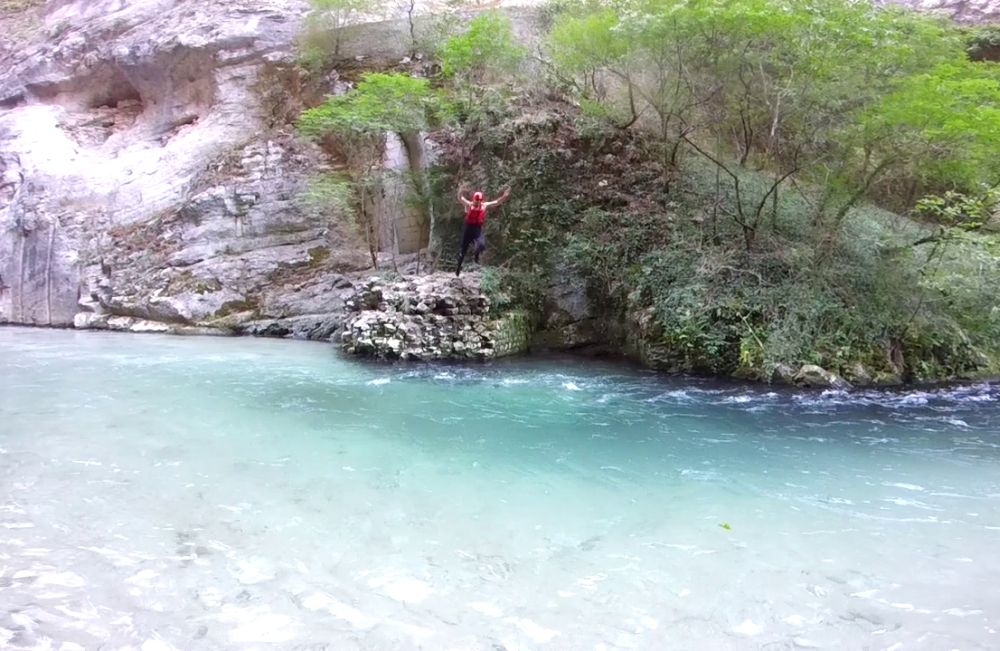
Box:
[297,0,373,70]
[437,11,528,127]
[299,73,453,268]
[439,11,526,83]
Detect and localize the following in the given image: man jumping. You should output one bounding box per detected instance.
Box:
[455,184,511,277]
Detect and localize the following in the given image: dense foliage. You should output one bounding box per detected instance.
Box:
[294,0,1000,383]
[439,11,525,81]
[537,0,1000,382]
[299,72,445,137]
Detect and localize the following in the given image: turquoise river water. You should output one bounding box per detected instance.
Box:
[0,327,998,650]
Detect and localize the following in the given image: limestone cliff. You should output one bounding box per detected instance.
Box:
[0,0,371,338]
[883,0,1000,23]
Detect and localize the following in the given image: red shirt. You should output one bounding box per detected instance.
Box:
[465,204,487,225]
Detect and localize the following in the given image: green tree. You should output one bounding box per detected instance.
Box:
[914,185,1000,232]
[545,0,975,249]
[298,0,372,70]
[864,61,1000,195]
[967,25,1000,62]
[440,11,525,81]
[299,72,444,137]
[299,73,451,268]
[440,10,526,121]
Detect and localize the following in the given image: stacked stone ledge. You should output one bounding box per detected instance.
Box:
[339,274,528,361]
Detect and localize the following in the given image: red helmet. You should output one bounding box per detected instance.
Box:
[472,191,484,202]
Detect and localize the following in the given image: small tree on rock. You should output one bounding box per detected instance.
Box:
[439,11,526,118]
[298,73,451,269]
[298,0,373,71]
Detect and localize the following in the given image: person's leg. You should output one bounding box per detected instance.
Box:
[456,236,468,276]
[456,224,478,276]
[473,230,487,264]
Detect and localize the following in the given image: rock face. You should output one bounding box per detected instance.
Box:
[882,0,1000,23]
[0,0,370,336]
[533,263,604,350]
[340,273,531,360]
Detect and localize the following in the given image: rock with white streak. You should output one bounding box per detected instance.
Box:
[0,0,368,337]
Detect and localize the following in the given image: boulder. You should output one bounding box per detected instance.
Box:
[769,364,798,385]
[730,366,761,382]
[534,262,602,349]
[873,371,904,386]
[340,272,530,361]
[793,364,852,390]
[844,362,874,387]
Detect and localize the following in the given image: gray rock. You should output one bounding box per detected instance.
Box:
[0,0,375,338]
[770,363,798,385]
[340,272,531,361]
[794,364,853,391]
[874,371,905,387]
[535,262,601,349]
[844,362,874,387]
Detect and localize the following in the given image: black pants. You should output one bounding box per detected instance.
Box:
[456,223,485,274]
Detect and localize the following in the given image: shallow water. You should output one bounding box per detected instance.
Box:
[1,327,998,650]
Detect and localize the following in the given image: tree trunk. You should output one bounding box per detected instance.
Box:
[399,130,436,269]
[360,185,378,270]
[743,224,755,253]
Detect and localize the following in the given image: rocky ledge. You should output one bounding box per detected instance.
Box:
[339,273,531,361]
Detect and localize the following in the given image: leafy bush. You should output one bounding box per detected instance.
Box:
[301,173,356,218]
[865,61,1000,193]
[439,11,526,82]
[299,73,448,137]
[479,267,545,318]
[544,0,995,239]
[296,0,373,70]
[914,185,1000,231]
[967,25,1000,62]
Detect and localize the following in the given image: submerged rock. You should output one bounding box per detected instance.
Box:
[874,371,905,387]
[74,312,223,336]
[731,366,764,382]
[340,273,531,361]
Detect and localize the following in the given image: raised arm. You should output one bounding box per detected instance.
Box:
[484,187,511,208]
[457,184,472,207]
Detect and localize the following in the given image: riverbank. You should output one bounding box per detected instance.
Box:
[5,320,998,392]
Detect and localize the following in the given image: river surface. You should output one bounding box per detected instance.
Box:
[1,327,998,650]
